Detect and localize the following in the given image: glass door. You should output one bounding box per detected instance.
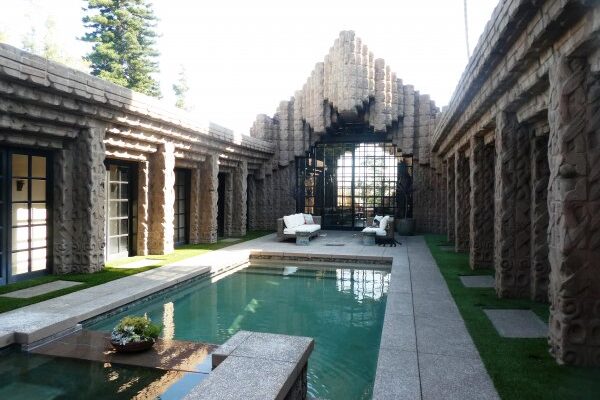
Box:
[8,152,50,281]
[106,164,131,260]
[302,142,398,230]
[173,169,189,246]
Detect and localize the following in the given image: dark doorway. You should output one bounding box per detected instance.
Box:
[217,173,226,237]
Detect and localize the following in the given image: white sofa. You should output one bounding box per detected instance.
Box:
[277,213,322,241]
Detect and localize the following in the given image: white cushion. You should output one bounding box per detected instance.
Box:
[362,227,387,236]
[303,213,314,224]
[379,216,389,230]
[283,215,295,229]
[295,213,305,227]
[284,224,320,235]
[295,224,320,233]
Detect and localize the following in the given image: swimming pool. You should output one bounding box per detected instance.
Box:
[88,265,390,399]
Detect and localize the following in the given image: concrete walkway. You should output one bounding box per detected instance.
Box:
[372,236,498,400]
[0,232,498,399]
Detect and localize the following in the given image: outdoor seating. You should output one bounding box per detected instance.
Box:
[277,213,322,242]
[361,216,395,243]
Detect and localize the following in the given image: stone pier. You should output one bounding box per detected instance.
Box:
[547,56,600,365]
[148,143,176,255]
[469,136,493,269]
[189,167,202,244]
[446,156,455,242]
[454,152,470,252]
[198,154,219,244]
[231,161,248,237]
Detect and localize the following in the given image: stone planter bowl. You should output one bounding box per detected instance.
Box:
[396,218,415,236]
[110,339,155,353]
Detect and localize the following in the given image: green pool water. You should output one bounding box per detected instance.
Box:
[89,266,390,399]
[0,350,169,399]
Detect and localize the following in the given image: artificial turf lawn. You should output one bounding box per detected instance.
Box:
[0,230,273,314]
[424,234,600,400]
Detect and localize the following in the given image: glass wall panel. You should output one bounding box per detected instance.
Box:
[173,169,189,246]
[9,153,49,278]
[300,142,398,229]
[106,164,131,260]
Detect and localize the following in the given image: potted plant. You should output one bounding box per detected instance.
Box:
[110,315,162,353]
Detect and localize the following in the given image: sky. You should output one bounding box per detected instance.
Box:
[0,0,498,135]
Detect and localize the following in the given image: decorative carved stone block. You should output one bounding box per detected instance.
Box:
[547,57,600,366]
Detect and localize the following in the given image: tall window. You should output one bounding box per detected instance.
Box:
[173,169,189,246]
[106,164,131,260]
[299,142,398,229]
[0,149,51,285]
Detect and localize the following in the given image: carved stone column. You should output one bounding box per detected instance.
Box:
[136,160,149,256]
[469,136,493,269]
[231,161,248,236]
[454,152,470,252]
[494,112,531,298]
[530,135,550,302]
[198,154,219,243]
[547,57,600,365]
[247,175,257,230]
[189,166,202,244]
[148,143,175,255]
[446,156,455,242]
[53,123,107,273]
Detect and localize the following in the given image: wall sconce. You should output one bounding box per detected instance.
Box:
[16,180,25,191]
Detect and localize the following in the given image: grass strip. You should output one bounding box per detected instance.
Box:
[0,230,272,314]
[423,234,600,400]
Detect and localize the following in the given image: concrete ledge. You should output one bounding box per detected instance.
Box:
[185,331,314,400]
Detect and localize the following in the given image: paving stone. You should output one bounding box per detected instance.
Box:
[1,281,82,299]
[415,316,479,359]
[419,353,499,400]
[373,349,420,400]
[460,275,495,288]
[484,309,548,338]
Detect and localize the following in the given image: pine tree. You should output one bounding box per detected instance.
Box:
[172,65,189,110]
[82,0,161,97]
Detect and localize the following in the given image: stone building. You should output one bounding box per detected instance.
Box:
[251,1,600,366]
[0,0,598,367]
[0,43,279,285]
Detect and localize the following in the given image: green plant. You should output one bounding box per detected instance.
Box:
[111,315,162,345]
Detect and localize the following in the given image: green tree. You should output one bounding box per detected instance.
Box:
[21,26,37,53]
[43,17,61,61]
[81,0,161,97]
[172,65,189,110]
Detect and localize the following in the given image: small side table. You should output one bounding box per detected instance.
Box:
[362,231,376,246]
[296,231,311,246]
